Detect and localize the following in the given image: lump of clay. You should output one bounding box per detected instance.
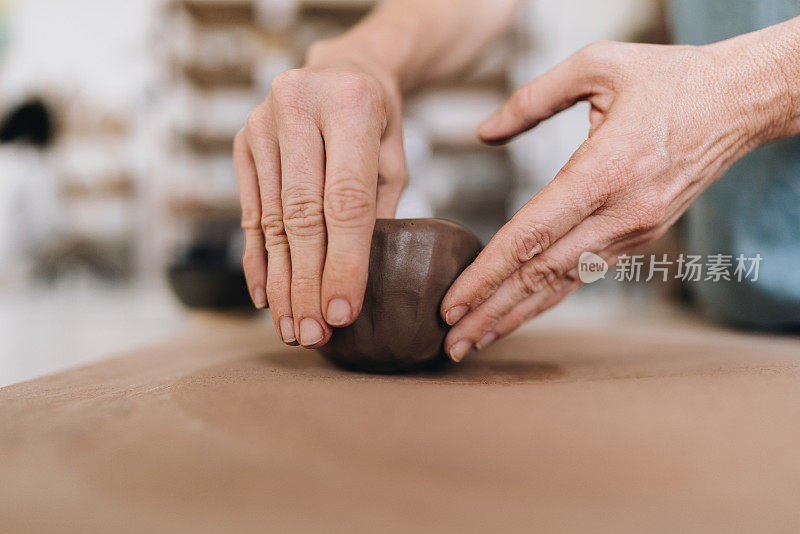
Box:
[319,218,482,373]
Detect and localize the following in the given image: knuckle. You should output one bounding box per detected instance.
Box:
[270,69,307,108]
[515,258,562,296]
[508,225,543,264]
[574,40,630,77]
[507,221,553,266]
[324,180,375,226]
[481,305,506,326]
[578,40,614,63]
[282,191,324,236]
[240,205,261,234]
[334,72,380,104]
[260,213,287,246]
[241,212,260,232]
[245,107,267,135]
[271,69,304,95]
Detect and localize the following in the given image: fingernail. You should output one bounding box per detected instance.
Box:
[448,340,472,363]
[279,316,296,344]
[253,287,267,309]
[445,305,468,326]
[326,298,352,326]
[478,113,500,135]
[299,318,323,346]
[476,332,496,350]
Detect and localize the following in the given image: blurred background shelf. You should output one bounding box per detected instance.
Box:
[0,0,670,336]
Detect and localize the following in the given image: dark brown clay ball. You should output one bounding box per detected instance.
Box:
[318,218,483,373]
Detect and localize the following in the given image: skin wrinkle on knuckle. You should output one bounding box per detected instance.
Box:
[282,191,324,236]
[324,180,375,226]
[518,221,553,256]
[515,260,561,297]
[260,213,287,243]
[510,227,541,265]
[241,212,261,232]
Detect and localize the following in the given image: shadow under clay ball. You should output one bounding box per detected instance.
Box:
[319,218,483,373]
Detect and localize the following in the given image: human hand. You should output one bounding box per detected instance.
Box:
[234,63,407,347]
[441,37,798,362]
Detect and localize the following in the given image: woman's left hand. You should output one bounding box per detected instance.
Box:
[440,34,800,362]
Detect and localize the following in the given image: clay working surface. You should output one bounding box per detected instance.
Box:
[319,218,483,373]
[2,317,800,533]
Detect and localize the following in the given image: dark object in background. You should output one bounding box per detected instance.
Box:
[0,99,54,148]
[319,219,483,373]
[168,242,253,312]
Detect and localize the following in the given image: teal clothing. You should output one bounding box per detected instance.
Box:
[670,0,800,328]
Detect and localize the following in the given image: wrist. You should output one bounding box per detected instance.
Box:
[304,38,403,101]
[760,20,800,140]
[712,18,800,145]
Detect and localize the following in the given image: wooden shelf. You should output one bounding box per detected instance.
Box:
[179,130,235,153]
[62,176,137,199]
[167,193,241,218]
[180,62,254,88]
[175,0,376,27]
[174,0,253,25]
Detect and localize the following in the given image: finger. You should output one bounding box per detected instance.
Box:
[485,246,624,343]
[441,138,607,326]
[489,277,582,345]
[375,125,408,218]
[319,90,384,327]
[274,105,331,348]
[477,42,618,144]
[444,215,618,362]
[233,130,267,310]
[245,102,296,344]
[466,200,675,353]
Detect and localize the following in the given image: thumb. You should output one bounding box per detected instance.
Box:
[478,42,617,144]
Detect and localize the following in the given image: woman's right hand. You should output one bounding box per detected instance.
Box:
[233,62,407,348]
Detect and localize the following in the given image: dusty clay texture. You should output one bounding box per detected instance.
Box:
[318,218,483,373]
[3,316,800,532]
